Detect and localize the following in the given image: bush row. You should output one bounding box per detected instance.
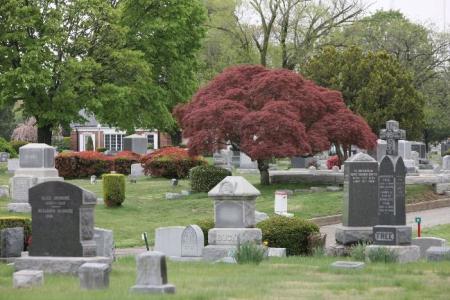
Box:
[190,165,231,192]
[141,147,206,179]
[55,151,140,178]
[0,138,18,158]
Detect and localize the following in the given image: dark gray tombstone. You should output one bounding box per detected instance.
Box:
[373,225,411,245]
[29,181,97,257]
[0,227,24,257]
[411,142,426,159]
[342,153,378,227]
[290,156,314,168]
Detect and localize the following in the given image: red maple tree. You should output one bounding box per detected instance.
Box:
[175,65,376,184]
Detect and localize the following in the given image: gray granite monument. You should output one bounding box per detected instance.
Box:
[8,143,63,212]
[123,134,148,155]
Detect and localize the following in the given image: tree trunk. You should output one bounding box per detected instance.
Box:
[257,159,270,185]
[335,143,344,165]
[37,124,52,145]
[169,129,182,146]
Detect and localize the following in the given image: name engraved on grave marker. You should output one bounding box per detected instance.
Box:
[378,175,395,214]
[38,195,73,219]
[375,231,395,242]
[349,169,377,184]
[216,232,238,244]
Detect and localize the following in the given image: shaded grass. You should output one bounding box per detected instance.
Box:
[1,256,450,299]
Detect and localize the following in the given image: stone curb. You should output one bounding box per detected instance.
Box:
[309,198,450,227]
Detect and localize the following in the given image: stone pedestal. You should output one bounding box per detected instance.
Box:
[14,256,112,275]
[8,143,63,213]
[123,134,148,155]
[373,225,411,246]
[79,262,110,289]
[204,176,262,261]
[335,226,373,245]
[13,270,44,288]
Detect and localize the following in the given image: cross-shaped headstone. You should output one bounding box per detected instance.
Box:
[379,120,406,156]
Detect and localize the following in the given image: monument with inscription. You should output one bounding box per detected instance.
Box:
[14,181,111,274]
[8,143,63,213]
[203,176,262,261]
[335,152,378,245]
[366,120,420,263]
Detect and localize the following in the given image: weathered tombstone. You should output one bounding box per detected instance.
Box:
[13,270,44,288]
[7,158,19,174]
[290,156,314,168]
[130,251,175,294]
[368,139,387,162]
[335,152,378,245]
[203,176,262,261]
[412,237,447,258]
[443,155,450,171]
[79,263,110,290]
[181,225,204,257]
[123,134,147,155]
[0,152,10,162]
[0,227,24,257]
[8,143,63,213]
[154,226,185,257]
[274,191,293,217]
[239,152,257,169]
[28,181,97,257]
[131,163,144,177]
[94,228,114,258]
[411,142,426,159]
[398,140,411,159]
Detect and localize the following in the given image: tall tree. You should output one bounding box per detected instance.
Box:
[175,65,376,185]
[0,103,16,140]
[0,0,206,144]
[304,46,425,139]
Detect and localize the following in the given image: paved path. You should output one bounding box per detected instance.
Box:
[320,206,450,247]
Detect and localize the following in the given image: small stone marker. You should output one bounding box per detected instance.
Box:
[90,175,97,184]
[130,251,175,294]
[426,246,450,261]
[79,263,110,290]
[373,225,411,245]
[268,248,286,257]
[274,191,288,216]
[443,155,450,170]
[330,261,365,269]
[181,225,204,257]
[13,270,44,288]
[412,237,447,258]
[94,228,114,258]
[131,163,144,177]
[29,181,97,257]
[0,152,10,162]
[0,227,24,257]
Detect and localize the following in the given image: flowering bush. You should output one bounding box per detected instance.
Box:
[55,151,141,178]
[326,155,341,169]
[141,147,206,178]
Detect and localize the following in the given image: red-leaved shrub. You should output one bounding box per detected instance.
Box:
[55,151,141,178]
[326,155,341,169]
[141,147,206,178]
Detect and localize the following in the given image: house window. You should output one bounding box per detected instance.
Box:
[147,134,155,149]
[105,134,124,151]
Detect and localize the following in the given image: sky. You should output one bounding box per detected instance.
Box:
[364,0,450,31]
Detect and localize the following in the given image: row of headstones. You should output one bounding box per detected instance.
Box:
[213,150,257,169]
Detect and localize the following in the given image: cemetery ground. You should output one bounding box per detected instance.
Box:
[0,162,440,247]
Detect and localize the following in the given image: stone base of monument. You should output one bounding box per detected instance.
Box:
[130,284,176,294]
[7,203,31,213]
[167,256,204,262]
[365,245,420,263]
[14,256,112,276]
[373,225,412,245]
[335,226,373,245]
[203,245,237,261]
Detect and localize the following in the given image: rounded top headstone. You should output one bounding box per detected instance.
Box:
[208,176,261,197]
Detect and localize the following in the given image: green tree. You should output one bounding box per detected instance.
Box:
[0,0,206,144]
[86,136,94,151]
[0,103,16,140]
[304,46,425,139]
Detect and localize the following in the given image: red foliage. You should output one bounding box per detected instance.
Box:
[140,147,205,178]
[326,155,341,169]
[174,65,377,160]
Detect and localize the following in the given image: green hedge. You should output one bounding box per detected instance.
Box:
[0,138,17,158]
[257,216,319,256]
[0,217,32,254]
[103,174,126,207]
[190,165,232,192]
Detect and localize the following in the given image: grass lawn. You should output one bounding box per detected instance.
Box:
[0,162,442,248]
[1,255,450,299]
[422,223,450,241]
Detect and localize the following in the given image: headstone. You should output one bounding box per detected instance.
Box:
[368,139,387,162]
[441,140,450,156]
[0,152,10,162]
[94,228,114,258]
[398,140,412,159]
[29,181,97,257]
[239,152,257,169]
[291,156,314,168]
[8,143,63,213]
[443,155,450,171]
[411,142,426,159]
[204,176,263,261]
[154,226,185,257]
[90,175,97,184]
[231,151,240,167]
[425,246,450,261]
[274,191,288,215]
[79,262,110,290]
[7,158,19,174]
[412,237,447,258]
[123,134,148,155]
[181,225,204,257]
[13,270,44,288]
[342,153,378,227]
[373,225,411,245]
[0,227,24,257]
[131,163,144,177]
[411,151,420,165]
[130,251,175,294]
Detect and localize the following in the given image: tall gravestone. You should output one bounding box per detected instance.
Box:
[29,181,97,257]
[8,144,63,212]
[373,120,411,246]
[335,153,378,245]
[123,134,148,155]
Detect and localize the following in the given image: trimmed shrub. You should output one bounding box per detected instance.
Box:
[257,216,319,256]
[0,137,17,158]
[326,155,341,169]
[233,242,265,265]
[190,165,231,192]
[103,173,126,207]
[196,218,214,246]
[0,217,32,253]
[96,147,107,153]
[86,136,94,151]
[141,147,206,179]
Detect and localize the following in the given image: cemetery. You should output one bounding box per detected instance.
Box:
[1,1,450,299]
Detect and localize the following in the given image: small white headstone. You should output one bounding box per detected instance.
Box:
[274,191,288,215]
[181,225,204,257]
